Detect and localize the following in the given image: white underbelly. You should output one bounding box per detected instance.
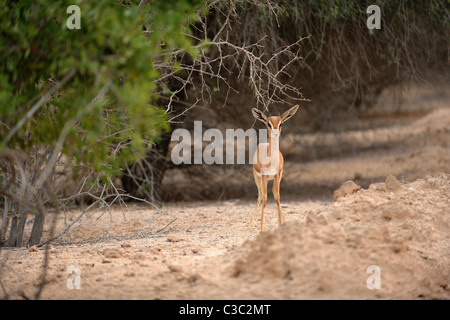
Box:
[254,170,276,180]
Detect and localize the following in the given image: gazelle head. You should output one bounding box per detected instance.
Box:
[252,105,299,138]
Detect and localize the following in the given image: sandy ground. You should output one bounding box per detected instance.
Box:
[0,86,449,300]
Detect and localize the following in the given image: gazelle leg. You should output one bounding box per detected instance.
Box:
[248,171,262,228]
[272,179,281,224]
[273,171,286,224]
[260,175,268,231]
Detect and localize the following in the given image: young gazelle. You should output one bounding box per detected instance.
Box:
[249,105,299,231]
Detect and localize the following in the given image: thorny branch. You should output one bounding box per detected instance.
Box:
[155,1,308,116]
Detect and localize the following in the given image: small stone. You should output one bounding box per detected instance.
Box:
[385,175,403,191]
[168,264,182,273]
[167,235,184,243]
[120,241,132,248]
[28,245,38,253]
[391,244,402,253]
[133,253,147,260]
[369,182,386,192]
[334,181,361,201]
[103,248,122,258]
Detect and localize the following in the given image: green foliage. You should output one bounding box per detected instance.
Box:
[0,0,203,177]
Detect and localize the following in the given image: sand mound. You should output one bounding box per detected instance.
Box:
[231,173,450,299]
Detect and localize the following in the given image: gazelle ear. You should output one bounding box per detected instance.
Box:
[252,108,268,124]
[281,104,299,122]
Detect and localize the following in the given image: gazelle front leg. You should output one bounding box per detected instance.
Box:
[273,171,286,224]
[260,175,268,231]
[248,170,262,228]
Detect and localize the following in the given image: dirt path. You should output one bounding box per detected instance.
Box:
[0,87,449,300]
[1,173,448,299]
[0,199,326,299]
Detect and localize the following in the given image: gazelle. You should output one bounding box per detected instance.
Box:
[248,105,299,231]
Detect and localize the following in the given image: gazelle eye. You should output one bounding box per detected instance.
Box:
[268,122,272,129]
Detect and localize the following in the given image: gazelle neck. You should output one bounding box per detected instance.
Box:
[268,134,280,156]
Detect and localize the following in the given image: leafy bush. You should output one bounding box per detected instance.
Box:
[0,0,204,176]
[0,0,204,247]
